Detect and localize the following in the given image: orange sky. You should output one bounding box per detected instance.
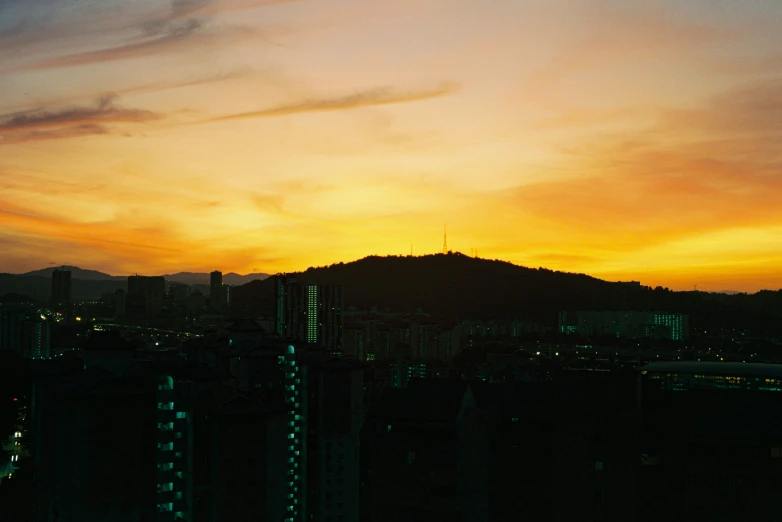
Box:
[1,0,781,291]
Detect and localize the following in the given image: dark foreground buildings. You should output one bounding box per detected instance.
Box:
[22,318,782,522]
[361,370,639,522]
[28,323,364,522]
[640,361,782,522]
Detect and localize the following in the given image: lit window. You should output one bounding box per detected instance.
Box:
[176,412,187,419]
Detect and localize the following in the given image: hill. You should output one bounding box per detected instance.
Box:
[164,271,268,286]
[21,266,123,281]
[231,253,782,333]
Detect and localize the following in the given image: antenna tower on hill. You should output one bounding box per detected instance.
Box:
[442,224,448,254]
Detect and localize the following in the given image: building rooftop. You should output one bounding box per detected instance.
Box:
[643,361,782,378]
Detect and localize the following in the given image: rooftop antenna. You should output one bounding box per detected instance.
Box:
[442,224,448,254]
[410,242,413,257]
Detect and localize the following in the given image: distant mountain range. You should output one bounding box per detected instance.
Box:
[0,266,269,301]
[163,272,270,286]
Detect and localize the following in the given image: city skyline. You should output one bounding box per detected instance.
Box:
[2,0,782,292]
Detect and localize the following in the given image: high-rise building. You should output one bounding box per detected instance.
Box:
[204,332,362,522]
[274,276,344,355]
[51,268,72,319]
[30,332,194,522]
[362,379,488,522]
[209,271,222,311]
[22,318,51,359]
[219,284,231,312]
[168,283,191,303]
[127,275,166,317]
[306,359,364,522]
[0,305,50,358]
[114,289,126,318]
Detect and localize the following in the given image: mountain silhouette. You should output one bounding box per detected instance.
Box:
[164,272,269,286]
[22,266,123,281]
[231,253,782,333]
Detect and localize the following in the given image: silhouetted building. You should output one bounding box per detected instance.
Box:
[472,381,553,521]
[219,284,230,312]
[274,276,344,355]
[51,268,72,319]
[363,379,488,522]
[209,271,222,312]
[114,289,126,318]
[128,275,166,317]
[306,359,364,522]
[192,329,363,522]
[559,311,689,341]
[549,370,638,522]
[30,331,195,522]
[187,291,206,312]
[640,361,782,522]
[169,283,191,303]
[208,395,287,522]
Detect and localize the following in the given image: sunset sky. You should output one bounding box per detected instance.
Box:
[1,0,781,291]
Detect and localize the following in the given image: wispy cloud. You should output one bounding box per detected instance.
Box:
[202,82,460,123]
[0,95,160,145]
[30,19,209,70]
[3,0,296,72]
[0,68,254,114]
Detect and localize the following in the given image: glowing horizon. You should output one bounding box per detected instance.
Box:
[2,0,782,292]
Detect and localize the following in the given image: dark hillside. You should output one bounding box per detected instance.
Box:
[231,253,781,333]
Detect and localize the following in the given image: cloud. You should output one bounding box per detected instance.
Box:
[3,0,295,72]
[0,68,254,114]
[0,125,109,145]
[0,95,160,144]
[520,3,737,94]
[506,78,782,250]
[201,82,460,123]
[31,19,208,70]
[0,195,286,275]
[665,79,782,136]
